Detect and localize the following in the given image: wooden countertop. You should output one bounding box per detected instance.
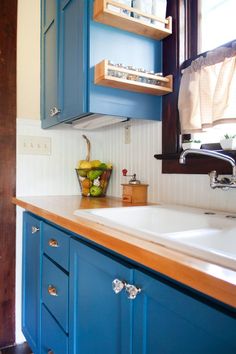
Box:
[12,195,236,309]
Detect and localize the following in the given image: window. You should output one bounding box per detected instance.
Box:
[159,0,236,175]
[199,0,236,53]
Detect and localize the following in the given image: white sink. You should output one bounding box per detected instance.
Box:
[74,204,236,270]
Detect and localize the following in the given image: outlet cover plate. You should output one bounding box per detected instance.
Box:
[18,135,52,155]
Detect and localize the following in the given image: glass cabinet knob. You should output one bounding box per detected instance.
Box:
[125,283,141,300]
[49,106,61,117]
[112,278,127,294]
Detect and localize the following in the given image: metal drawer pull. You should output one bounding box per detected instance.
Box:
[112,278,127,294]
[50,106,61,117]
[31,226,39,234]
[125,284,141,300]
[48,285,58,297]
[48,239,59,248]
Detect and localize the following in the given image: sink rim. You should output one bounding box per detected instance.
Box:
[74,204,236,271]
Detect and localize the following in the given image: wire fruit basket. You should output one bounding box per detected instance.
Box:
[76,167,112,197]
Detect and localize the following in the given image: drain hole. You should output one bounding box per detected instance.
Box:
[204,212,216,215]
[225,215,236,219]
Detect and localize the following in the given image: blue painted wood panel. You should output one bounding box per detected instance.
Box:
[41,0,59,127]
[42,255,69,333]
[133,269,236,354]
[69,239,133,354]
[58,0,88,121]
[89,0,163,121]
[43,222,70,271]
[41,305,68,354]
[22,212,41,354]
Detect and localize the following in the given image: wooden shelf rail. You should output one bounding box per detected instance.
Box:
[94,60,173,96]
[93,0,172,40]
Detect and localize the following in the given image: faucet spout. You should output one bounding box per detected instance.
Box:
[179,149,236,177]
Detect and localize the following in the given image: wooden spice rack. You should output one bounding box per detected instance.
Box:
[93,0,172,40]
[94,60,173,96]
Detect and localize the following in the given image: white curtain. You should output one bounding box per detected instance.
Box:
[178,42,236,133]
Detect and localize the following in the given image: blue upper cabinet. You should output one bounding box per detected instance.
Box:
[41,0,172,128]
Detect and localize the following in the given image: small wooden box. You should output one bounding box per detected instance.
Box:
[121,184,148,203]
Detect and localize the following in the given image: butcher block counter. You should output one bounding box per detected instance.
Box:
[13,195,236,309]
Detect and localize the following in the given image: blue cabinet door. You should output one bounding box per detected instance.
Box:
[69,239,133,354]
[58,0,88,122]
[133,269,236,354]
[42,0,88,128]
[41,0,59,127]
[22,212,41,354]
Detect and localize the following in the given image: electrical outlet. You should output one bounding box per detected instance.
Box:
[18,135,52,155]
[124,125,131,144]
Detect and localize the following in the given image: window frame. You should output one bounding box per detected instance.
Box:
[160,0,234,175]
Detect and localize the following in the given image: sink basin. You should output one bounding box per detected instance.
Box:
[74,204,236,270]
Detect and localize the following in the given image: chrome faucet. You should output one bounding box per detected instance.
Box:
[179,149,236,189]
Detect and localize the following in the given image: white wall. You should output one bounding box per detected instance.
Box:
[17,0,40,120]
[16,0,236,345]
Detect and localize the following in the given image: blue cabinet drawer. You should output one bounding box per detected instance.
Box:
[41,305,68,354]
[42,256,69,333]
[43,222,70,271]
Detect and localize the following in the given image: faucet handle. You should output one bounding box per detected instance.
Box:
[208,170,218,179]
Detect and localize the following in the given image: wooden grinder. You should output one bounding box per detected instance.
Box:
[121,169,148,204]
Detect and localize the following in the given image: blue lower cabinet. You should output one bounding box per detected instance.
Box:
[69,238,236,354]
[69,238,133,354]
[22,213,236,354]
[22,212,41,354]
[41,305,68,354]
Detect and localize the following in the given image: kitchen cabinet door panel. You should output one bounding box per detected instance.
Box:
[133,270,236,354]
[59,0,88,121]
[22,213,41,354]
[41,305,68,354]
[41,0,59,126]
[69,239,133,354]
[42,255,69,333]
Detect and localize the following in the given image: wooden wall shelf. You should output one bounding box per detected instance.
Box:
[93,0,172,40]
[94,60,173,96]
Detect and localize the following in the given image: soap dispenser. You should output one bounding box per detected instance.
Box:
[121,169,148,203]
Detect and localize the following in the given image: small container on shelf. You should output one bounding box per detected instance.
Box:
[108,0,132,16]
[152,0,167,28]
[133,0,152,24]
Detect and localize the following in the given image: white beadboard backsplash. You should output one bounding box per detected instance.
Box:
[15,116,236,343]
[17,118,236,212]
